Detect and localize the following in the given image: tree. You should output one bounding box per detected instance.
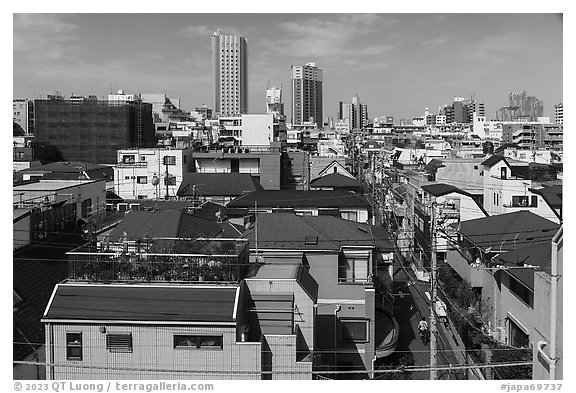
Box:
[482,141,494,155]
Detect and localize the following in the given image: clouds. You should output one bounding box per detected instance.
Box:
[14,14,80,61]
[256,14,397,70]
[461,31,532,64]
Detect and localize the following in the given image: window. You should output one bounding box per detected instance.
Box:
[509,275,533,307]
[508,318,529,348]
[531,196,538,207]
[81,198,92,218]
[340,319,369,343]
[136,176,147,184]
[340,211,358,222]
[122,155,135,164]
[512,196,529,207]
[163,156,176,165]
[106,334,133,353]
[339,256,369,283]
[173,335,223,350]
[66,333,83,360]
[164,176,176,186]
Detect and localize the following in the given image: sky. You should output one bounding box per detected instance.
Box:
[13,13,563,122]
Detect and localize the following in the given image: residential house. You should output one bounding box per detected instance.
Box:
[19,161,114,191]
[532,226,562,380]
[309,157,352,180]
[243,213,398,377]
[192,146,282,190]
[13,179,106,223]
[444,211,560,346]
[309,173,363,193]
[481,155,561,223]
[226,190,371,224]
[177,173,262,206]
[43,236,317,380]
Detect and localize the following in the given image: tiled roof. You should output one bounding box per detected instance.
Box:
[177,173,262,197]
[228,190,370,209]
[480,155,506,167]
[243,213,393,251]
[21,162,114,181]
[43,284,239,323]
[457,211,559,251]
[310,173,362,188]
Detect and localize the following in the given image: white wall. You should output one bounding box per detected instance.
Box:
[241,114,274,146]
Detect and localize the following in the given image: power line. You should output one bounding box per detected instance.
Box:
[13,359,533,375]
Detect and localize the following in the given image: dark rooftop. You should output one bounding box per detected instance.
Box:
[493,242,554,290]
[227,190,370,209]
[177,173,263,197]
[421,183,472,197]
[480,155,507,167]
[244,213,393,251]
[108,210,224,241]
[43,284,239,323]
[310,173,362,189]
[529,185,562,211]
[456,211,559,251]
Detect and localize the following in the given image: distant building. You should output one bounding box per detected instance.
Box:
[554,103,563,125]
[266,86,284,117]
[34,95,156,164]
[291,63,323,125]
[212,32,248,116]
[13,99,34,134]
[497,91,544,122]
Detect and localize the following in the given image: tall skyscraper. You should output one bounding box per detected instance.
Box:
[212,32,248,116]
[291,63,323,125]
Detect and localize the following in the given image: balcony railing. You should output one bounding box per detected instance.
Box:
[67,238,253,283]
[116,161,148,168]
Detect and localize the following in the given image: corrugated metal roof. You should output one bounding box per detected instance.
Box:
[43,284,238,322]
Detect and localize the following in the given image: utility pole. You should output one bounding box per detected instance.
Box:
[430,203,438,380]
[163,156,170,200]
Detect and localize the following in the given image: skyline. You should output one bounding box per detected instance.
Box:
[13,13,563,121]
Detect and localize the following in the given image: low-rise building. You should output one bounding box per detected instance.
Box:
[114,148,194,200]
[227,190,371,224]
[243,213,398,377]
[177,173,262,206]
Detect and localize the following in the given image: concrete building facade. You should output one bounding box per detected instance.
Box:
[291,63,322,125]
[212,32,248,116]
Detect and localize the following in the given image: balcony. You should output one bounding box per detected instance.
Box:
[67,238,253,283]
[116,161,148,168]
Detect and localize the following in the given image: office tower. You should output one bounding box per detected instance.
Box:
[212,32,248,116]
[467,100,485,122]
[291,62,323,125]
[554,103,563,125]
[266,86,284,117]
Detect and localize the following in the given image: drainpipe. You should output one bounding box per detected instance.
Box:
[334,305,341,373]
[549,226,561,379]
[536,226,561,379]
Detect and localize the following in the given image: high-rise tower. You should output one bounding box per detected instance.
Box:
[291,63,323,125]
[212,32,248,116]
